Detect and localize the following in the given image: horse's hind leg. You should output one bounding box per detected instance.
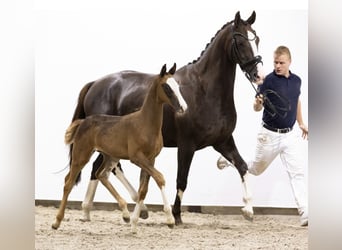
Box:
[114,162,149,219]
[214,136,254,221]
[95,156,130,223]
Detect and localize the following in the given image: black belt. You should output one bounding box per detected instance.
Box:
[262,123,292,133]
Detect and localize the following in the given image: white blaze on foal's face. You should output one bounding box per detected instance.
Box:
[248,30,265,84]
[166,77,188,111]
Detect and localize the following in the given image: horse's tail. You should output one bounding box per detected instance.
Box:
[71,81,94,122]
[69,81,94,185]
[65,119,83,145]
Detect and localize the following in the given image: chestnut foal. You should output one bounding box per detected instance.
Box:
[52,64,187,233]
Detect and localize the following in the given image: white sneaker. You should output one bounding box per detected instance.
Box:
[216,156,234,170]
[300,211,308,227]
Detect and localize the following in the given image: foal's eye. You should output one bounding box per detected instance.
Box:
[162,83,173,98]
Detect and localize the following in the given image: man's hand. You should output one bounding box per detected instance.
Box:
[253,94,264,111]
[299,124,308,140]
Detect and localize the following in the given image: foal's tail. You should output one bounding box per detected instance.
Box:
[69,81,95,185]
[65,119,83,145]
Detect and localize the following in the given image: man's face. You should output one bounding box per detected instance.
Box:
[273,53,291,77]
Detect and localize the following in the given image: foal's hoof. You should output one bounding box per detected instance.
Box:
[123,216,130,223]
[139,210,149,220]
[241,207,254,222]
[167,223,175,229]
[51,222,59,230]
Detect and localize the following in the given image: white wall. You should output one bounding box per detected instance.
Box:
[35,2,308,208]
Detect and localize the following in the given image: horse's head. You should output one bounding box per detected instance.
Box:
[230,11,264,85]
[158,63,188,113]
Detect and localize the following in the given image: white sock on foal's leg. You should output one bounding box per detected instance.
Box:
[81,179,99,221]
[131,200,143,234]
[161,186,175,228]
[114,165,149,219]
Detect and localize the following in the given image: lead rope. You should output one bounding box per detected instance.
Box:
[248,79,290,119]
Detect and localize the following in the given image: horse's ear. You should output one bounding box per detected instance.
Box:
[168,63,177,75]
[247,11,256,25]
[234,11,241,27]
[160,64,167,76]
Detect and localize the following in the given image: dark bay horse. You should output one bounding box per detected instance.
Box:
[72,11,264,224]
[52,64,187,233]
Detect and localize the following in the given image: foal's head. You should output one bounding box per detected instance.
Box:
[157,63,187,113]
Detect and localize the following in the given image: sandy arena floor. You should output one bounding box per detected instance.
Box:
[35,206,308,249]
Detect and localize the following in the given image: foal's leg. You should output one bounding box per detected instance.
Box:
[214,136,254,220]
[52,157,90,229]
[95,156,130,223]
[130,155,174,234]
[81,154,148,221]
[130,169,151,233]
[113,163,149,219]
[81,154,102,221]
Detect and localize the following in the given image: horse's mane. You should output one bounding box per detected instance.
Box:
[189,20,234,65]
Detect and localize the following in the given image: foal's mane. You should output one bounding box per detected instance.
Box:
[189,20,234,65]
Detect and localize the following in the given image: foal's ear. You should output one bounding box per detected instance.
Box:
[168,63,177,75]
[160,64,167,76]
[246,11,256,25]
[234,11,241,27]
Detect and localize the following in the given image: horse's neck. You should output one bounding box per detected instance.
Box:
[186,29,237,98]
[186,57,237,100]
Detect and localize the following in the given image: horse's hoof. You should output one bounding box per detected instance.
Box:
[241,207,254,222]
[80,218,90,222]
[174,216,183,225]
[123,216,130,223]
[139,210,149,220]
[217,156,234,170]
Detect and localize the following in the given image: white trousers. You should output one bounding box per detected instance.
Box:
[248,126,308,214]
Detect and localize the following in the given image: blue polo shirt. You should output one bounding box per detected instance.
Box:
[258,70,301,129]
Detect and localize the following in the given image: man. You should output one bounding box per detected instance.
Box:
[218,45,308,226]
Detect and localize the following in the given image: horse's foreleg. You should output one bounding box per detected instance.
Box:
[172,145,195,225]
[214,137,254,221]
[114,164,149,219]
[241,171,253,221]
[96,158,130,223]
